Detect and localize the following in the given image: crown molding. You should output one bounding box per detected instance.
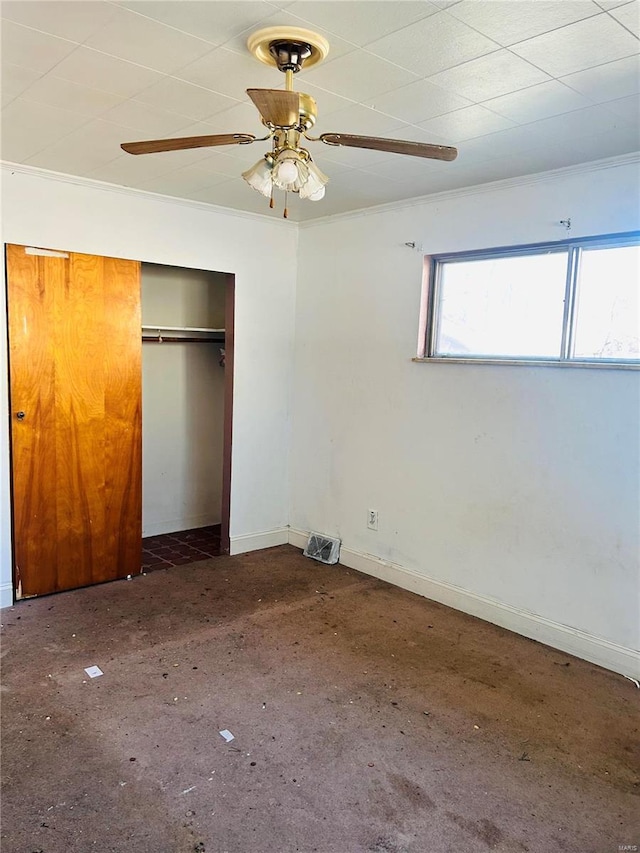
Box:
[297,151,640,228]
[0,161,296,229]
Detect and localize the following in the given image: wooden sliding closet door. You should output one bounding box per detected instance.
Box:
[6,244,142,598]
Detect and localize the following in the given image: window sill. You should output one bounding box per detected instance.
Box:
[412,357,640,370]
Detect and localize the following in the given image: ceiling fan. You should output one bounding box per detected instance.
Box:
[121,27,458,217]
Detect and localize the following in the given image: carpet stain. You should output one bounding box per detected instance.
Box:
[446,812,504,847]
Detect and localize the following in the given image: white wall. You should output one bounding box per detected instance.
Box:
[0,165,298,605]
[141,264,226,536]
[290,158,640,676]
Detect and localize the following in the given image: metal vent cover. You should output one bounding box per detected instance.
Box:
[303,533,340,565]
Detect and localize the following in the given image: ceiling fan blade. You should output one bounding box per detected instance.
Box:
[319,133,458,161]
[121,133,256,155]
[247,89,300,127]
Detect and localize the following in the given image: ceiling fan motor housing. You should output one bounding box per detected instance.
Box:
[268,40,313,73]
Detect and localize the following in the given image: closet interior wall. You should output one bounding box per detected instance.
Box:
[141,263,226,538]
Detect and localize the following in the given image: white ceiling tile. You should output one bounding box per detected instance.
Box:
[601,93,640,123]
[369,78,472,124]
[315,138,392,169]
[571,123,640,158]
[383,123,452,143]
[176,47,281,99]
[1,63,43,98]
[216,148,268,174]
[0,20,79,73]
[365,11,500,76]
[509,102,636,150]
[190,178,277,217]
[51,47,164,97]
[89,153,183,185]
[83,7,214,74]
[297,83,355,117]
[185,146,261,177]
[510,13,639,77]
[1,97,90,161]
[283,1,438,47]
[352,181,426,206]
[118,1,275,47]
[594,0,638,11]
[23,118,138,174]
[499,145,594,173]
[595,0,636,9]
[101,100,194,136]
[292,194,354,220]
[324,166,396,198]
[192,101,267,137]
[364,152,446,181]
[134,77,239,122]
[483,80,593,123]
[456,124,543,161]
[1,1,120,43]
[561,55,640,102]
[18,75,122,118]
[137,164,231,196]
[609,2,640,37]
[445,1,601,47]
[428,50,550,102]
[392,168,478,196]
[417,105,517,143]
[312,103,405,137]
[302,51,418,102]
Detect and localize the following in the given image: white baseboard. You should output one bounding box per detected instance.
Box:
[288,529,639,680]
[0,581,14,609]
[230,527,289,556]
[288,528,310,550]
[142,514,219,538]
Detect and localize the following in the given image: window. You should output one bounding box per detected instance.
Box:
[423,232,639,366]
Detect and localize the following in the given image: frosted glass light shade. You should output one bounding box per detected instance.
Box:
[299,159,328,200]
[272,150,309,191]
[242,157,273,198]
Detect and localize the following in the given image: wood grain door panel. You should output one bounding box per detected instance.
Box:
[6,245,142,597]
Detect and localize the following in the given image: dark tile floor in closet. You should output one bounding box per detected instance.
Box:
[141,525,221,571]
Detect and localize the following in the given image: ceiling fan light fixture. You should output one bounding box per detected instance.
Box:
[242,156,273,198]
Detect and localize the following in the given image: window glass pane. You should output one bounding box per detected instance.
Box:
[434,252,568,358]
[573,245,640,360]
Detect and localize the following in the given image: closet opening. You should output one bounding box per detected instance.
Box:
[140,263,234,571]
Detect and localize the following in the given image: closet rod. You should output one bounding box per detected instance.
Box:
[142,335,224,343]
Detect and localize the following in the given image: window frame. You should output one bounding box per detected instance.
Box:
[421,230,640,369]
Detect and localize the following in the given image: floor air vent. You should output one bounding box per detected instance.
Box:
[303,533,341,565]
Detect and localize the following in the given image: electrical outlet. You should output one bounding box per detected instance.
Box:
[367,509,378,530]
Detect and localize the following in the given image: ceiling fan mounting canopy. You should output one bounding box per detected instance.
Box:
[268,40,312,74]
[247,26,330,71]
